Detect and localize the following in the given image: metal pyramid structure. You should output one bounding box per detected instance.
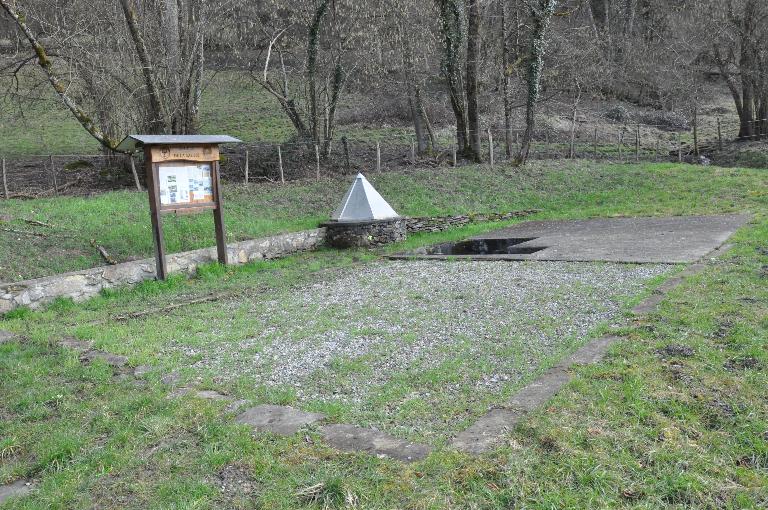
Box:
[331,173,400,222]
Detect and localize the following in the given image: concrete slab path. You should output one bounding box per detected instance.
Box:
[394,214,749,264]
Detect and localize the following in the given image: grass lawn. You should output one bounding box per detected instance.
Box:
[0,161,767,509]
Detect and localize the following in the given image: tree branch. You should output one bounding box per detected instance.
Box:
[0,0,122,151]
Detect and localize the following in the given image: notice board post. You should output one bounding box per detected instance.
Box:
[117,135,242,280]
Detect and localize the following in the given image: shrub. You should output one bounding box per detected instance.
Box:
[605,105,631,123]
[638,110,690,131]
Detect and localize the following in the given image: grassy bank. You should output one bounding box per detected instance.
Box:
[1,161,766,282]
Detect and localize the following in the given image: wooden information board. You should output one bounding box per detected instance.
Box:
[144,144,227,280]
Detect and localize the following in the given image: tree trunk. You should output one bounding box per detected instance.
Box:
[163,0,181,133]
[402,34,427,153]
[739,79,755,140]
[515,0,556,166]
[590,0,608,29]
[436,0,469,153]
[307,0,331,145]
[501,1,513,157]
[323,60,346,157]
[120,0,167,134]
[466,0,481,161]
[409,96,426,153]
[416,88,437,150]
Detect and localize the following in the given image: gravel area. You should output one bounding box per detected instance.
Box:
[172,260,671,439]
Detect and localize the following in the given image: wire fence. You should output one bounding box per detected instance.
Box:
[1,114,766,198]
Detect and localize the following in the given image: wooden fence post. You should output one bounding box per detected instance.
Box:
[452,145,457,167]
[635,124,640,162]
[655,140,660,162]
[617,132,623,161]
[376,142,381,173]
[130,156,142,191]
[278,145,284,184]
[678,133,683,163]
[410,140,416,167]
[244,150,249,184]
[488,129,494,168]
[1,157,8,199]
[693,106,699,157]
[49,155,58,196]
[717,117,723,151]
[315,145,320,181]
[593,128,598,159]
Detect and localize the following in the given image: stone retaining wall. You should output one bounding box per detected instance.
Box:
[323,219,407,248]
[405,210,538,233]
[0,228,326,312]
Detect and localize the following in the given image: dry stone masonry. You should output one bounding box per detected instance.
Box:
[324,218,407,248]
[405,210,539,234]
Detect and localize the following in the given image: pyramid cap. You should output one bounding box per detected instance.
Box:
[331,173,400,222]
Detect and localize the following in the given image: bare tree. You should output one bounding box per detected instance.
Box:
[0,0,211,152]
[235,0,368,156]
[0,0,120,149]
[710,0,768,140]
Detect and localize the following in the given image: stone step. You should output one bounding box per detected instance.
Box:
[320,424,431,462]
[0,330,18,344]
[0,480,33,504]
[235,405,326,436]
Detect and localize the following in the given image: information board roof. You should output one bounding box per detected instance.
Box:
[331,173,400,222]
[117,134,242,152]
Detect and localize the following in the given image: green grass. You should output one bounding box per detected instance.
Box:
[0,96,101,156]
[0,70,419,157]
[1,161,766,282]
[1,161,767,508]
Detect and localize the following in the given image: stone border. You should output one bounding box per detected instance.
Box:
[451,336,621,454]
[233,405,431,463]
[0,228,326,313]
[0,480,33,505]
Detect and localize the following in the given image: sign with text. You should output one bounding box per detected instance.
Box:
[158,163,214,206]
[150,144,220,163]
[142,141,232,280]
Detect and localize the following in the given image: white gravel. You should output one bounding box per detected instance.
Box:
[175,260,671,413]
